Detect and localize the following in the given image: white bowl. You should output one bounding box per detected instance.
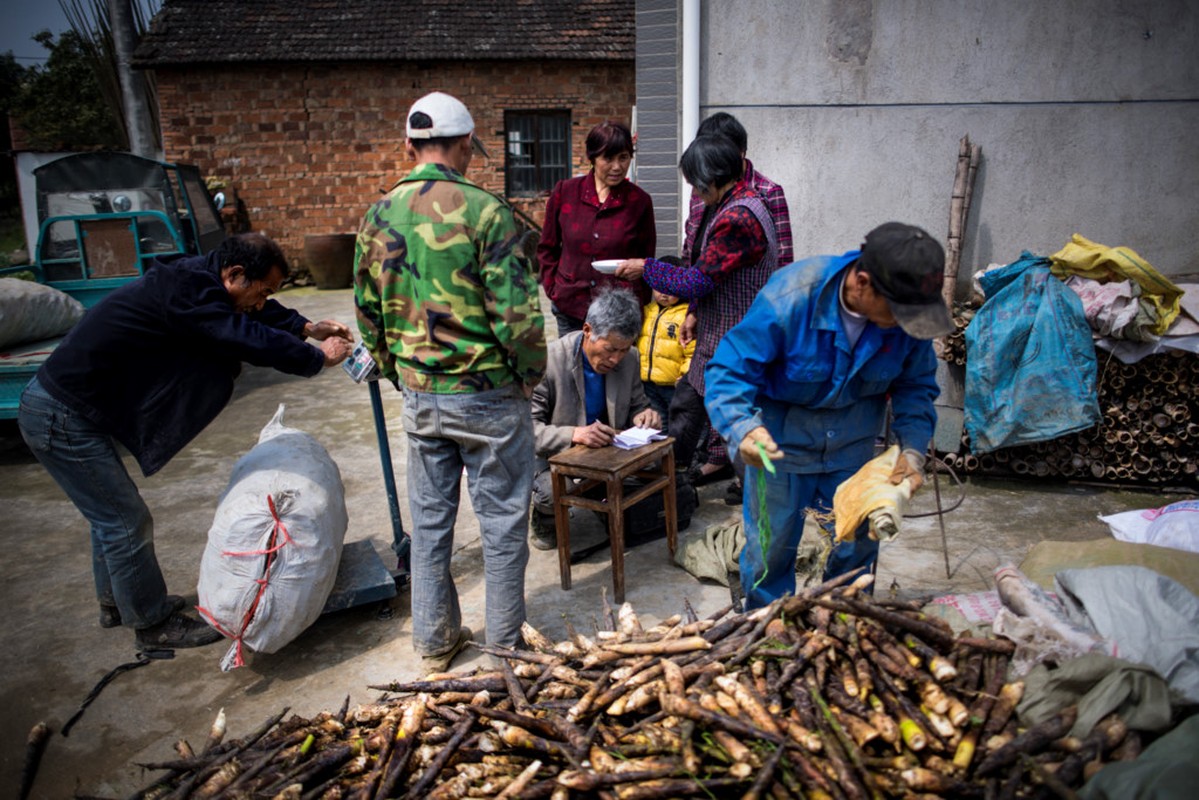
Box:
[591,259,622,274]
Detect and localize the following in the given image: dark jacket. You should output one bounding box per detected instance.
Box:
[38,250,324,476]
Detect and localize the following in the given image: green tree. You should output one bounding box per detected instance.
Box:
[63,0,164,156]
[0,52,25,123]
[1,52,28,209]
[13,30,125,151]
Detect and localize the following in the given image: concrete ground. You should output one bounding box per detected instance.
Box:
[0,286,1171,798]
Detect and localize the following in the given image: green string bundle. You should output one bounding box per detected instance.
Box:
[751,442,776,590]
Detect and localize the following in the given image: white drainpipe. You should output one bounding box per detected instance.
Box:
[680,0,700,243]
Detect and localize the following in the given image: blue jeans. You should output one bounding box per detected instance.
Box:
[17,378,174,629]
[739,465,876,609]
[401,384,534,654]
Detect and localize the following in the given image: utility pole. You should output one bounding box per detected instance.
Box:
[108,0,156,157]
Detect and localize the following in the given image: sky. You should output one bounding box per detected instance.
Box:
[2,0,72,66]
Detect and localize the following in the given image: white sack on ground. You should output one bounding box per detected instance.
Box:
[198,404,348,670]
[1063,275,1155,341]
[1100,499,1199,554]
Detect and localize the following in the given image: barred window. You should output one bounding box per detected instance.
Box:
[504,110,570,196]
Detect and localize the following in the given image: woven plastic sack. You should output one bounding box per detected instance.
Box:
[1100,499,1199,554]
[198,404,348,670]
[0,277,84,349]
[1143,500,1199,552]
[964,253,1100,452]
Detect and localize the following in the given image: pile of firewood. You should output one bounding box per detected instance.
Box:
[120,574,1141,798]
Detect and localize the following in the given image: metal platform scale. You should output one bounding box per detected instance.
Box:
[321,346,411,614]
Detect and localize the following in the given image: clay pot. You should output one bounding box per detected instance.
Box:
[304,233,356,290]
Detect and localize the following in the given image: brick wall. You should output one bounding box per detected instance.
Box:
[154,60,635,269]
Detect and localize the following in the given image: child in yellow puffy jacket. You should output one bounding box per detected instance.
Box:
[638,280,695,427]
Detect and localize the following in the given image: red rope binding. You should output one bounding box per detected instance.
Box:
[197,494,292,668]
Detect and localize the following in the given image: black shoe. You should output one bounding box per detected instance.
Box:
[99,604,120,629]
[100,594,186,629]
[135,611,223,650]
[676,476,698,528]
[530,511,557,551]
[694,463,734,487]
[724,478,744,506]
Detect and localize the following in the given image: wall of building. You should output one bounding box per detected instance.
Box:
[635,0,682,256]
[641,0,1198,287]
[154,60,635,268]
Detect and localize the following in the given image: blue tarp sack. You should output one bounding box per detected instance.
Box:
[964,252,1100,453]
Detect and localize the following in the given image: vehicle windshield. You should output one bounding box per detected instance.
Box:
[32,152,227,280]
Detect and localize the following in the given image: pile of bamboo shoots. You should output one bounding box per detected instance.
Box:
[940,347,1197,488]
[123,574,1141,799]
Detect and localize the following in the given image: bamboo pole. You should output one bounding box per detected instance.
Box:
[942,135,981,310]
[943,136,971,309]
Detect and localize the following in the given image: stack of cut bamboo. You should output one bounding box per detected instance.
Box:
[940,305,975,366]
[117,575,1141,799]
[941,349,1198,488]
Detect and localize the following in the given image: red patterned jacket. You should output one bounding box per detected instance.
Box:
[537,172,656,320]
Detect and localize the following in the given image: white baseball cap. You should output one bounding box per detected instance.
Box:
[406,91,489,156]
[407,92,473,137]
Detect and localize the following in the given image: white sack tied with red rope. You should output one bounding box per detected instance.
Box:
[198,404,348,670]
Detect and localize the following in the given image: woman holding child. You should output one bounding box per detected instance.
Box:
[617,134,780,484]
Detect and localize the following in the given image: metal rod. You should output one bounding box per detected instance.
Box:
[929,443,951,580]
[369,380,408,565]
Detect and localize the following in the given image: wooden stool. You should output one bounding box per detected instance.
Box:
[548,437,677,604]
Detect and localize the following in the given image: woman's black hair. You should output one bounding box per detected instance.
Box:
[696,112,748,154]
[679,134,743,193]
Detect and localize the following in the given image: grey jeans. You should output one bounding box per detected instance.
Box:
[533,466,601,516]
[532,467,556,516]
[402,384,534,654]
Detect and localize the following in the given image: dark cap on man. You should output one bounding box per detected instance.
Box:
[858,222,955,339]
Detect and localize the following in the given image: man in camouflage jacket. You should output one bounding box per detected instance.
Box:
[354,92,547,672]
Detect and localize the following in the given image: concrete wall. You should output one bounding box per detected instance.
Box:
[645,0,1199,290]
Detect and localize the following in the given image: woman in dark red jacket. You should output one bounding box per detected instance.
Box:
[537,120,656,335]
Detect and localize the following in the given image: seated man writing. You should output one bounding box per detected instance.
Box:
[529,287,661,550]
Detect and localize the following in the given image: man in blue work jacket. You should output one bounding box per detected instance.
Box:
[705,222,955,609]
